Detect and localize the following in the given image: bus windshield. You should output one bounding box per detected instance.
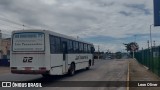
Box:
[12,32,45,52]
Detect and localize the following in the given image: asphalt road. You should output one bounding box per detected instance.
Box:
[0,59,128,90]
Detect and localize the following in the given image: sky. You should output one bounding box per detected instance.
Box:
[0,0,159,52]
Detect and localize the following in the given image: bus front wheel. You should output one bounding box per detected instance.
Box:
[68,63,75,76]
[86,60,91,70]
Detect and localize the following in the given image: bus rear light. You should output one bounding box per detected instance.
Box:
[39,67,46,70]
[11,67,17,70]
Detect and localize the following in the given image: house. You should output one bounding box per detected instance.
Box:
[0,38,11,59]
[0,31,11,59]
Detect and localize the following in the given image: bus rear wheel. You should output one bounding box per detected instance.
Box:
[86,66,90,70]
[68,63,75,76]
[42,74,51,78]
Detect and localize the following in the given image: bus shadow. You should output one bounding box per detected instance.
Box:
[24,69,92,87]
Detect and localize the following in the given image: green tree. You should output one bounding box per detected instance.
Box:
[123,42,139,52]
[115,52,122,59]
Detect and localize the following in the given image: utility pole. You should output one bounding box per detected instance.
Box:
[150,25,153,49]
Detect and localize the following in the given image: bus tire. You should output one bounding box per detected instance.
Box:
[68,63,75,76]
[42,74,51,78]
[86,67,90,70]
[86,60,91,70]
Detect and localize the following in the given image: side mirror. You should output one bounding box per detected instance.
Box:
[91,47,95,53]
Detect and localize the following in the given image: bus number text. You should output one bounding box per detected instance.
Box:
[23,57,33,63]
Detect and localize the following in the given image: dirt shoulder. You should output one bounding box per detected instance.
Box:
[129,59,160,90]
[0,67,10,74]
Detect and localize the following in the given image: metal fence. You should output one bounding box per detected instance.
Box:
[135,46,160,76]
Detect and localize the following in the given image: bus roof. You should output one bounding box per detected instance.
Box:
[12,29,93,45]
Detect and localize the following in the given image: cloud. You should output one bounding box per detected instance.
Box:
[119,11,132,16]
[124,3,151,15]
[0,0,158,52]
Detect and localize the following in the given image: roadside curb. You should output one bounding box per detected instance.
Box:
[143,65,149,70]
[133,58,149,70]
[0,67,10,74]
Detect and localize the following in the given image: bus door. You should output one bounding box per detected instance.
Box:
[62,41,68,73]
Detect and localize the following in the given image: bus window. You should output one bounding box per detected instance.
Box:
[84,44,87,53]
[55,37,61,53]
[82,43,85,53]
[73,41,76,53]
[50,35,61,53]
[79,43,83,53]
[75,42,79,53]
[68,40,73,53]
[88,45,91,53]
[86,44,88,53]
[50,35,55,54]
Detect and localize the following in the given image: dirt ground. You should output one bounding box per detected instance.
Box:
[129,59,160,90]
[0,67,10,74]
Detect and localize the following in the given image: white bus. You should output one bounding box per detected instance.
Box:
[10,30,95,77]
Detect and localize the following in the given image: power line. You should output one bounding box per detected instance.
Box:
[0,15,56,30]
[0,23,22,30]
[0,16,33,29]
[0,25,15,30]
[0,17,23,26]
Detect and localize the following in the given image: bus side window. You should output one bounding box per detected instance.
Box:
[88,45,91,53]
[81,43,84,53]
[55,37,61,53]
[84,44,87,53]
[85,44,87,53]
[68,40,73,53]
[86,44,88,53]
[75,42,79,53]
[73,41,76,53]
[50,35,55,54]
[79,43,83,53]
[83,43,85,53]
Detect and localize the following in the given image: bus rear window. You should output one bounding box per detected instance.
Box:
[12,32,45,52]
